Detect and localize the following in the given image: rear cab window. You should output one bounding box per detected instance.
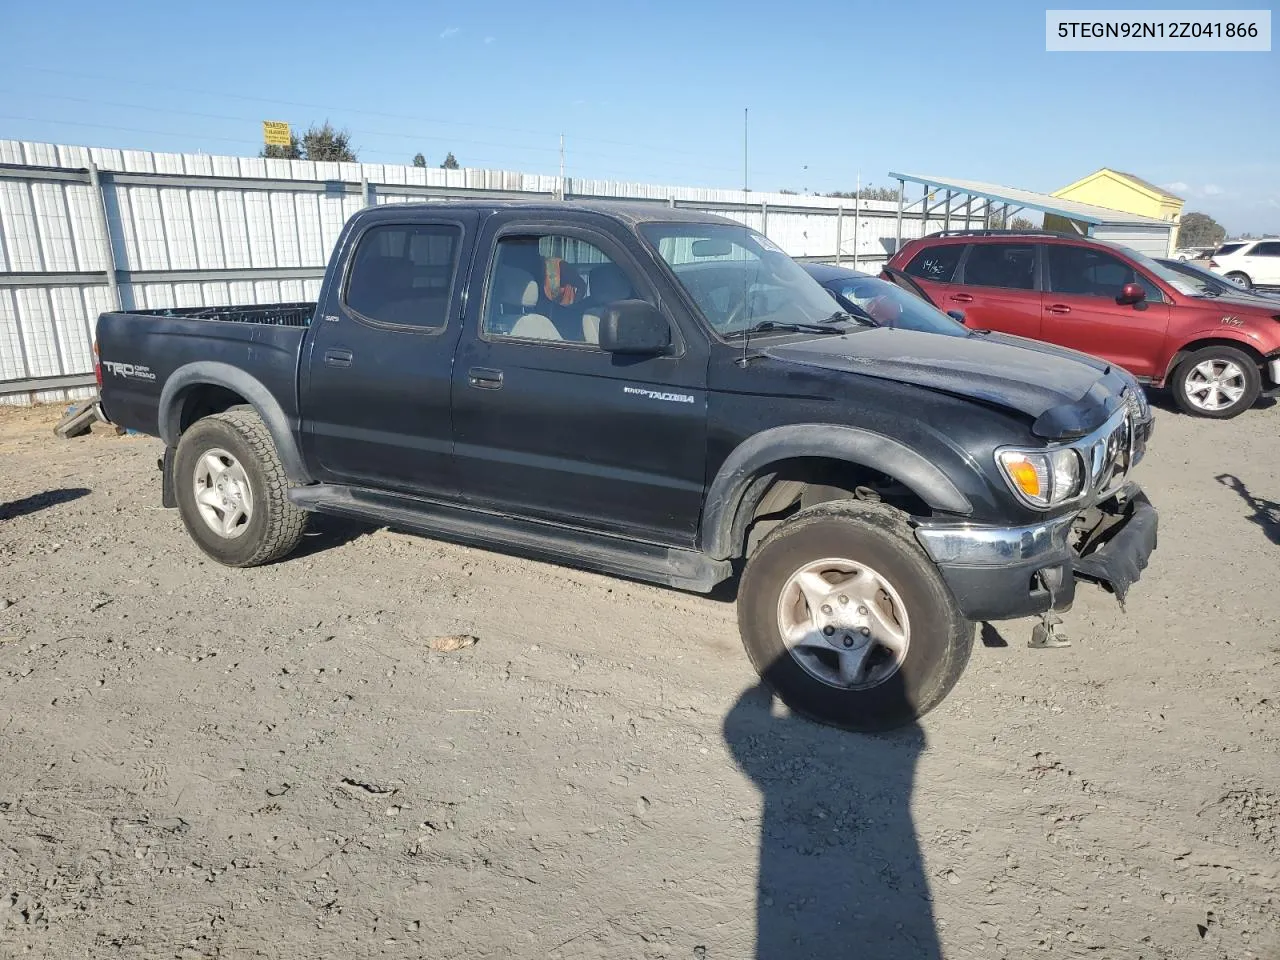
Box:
[344,222,462,330]
[904,244,964,283]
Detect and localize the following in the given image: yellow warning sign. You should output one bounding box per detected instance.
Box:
[262,121,292,146]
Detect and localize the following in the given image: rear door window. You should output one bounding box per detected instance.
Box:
[961,244,1037,290]
[1250,241,1280,257]
[904,244,964,283]
[1045,245,1161,301]
[344,223,461,330]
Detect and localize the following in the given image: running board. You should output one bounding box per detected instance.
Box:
[288,484,731,593]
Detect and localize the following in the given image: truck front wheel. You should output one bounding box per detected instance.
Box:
[174,409,306,567]
[737,501,972,732]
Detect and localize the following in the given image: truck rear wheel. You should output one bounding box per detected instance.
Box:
[174,409,306,567]
[737,501,972,731]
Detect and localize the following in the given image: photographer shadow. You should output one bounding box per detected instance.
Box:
[723,666,940,959]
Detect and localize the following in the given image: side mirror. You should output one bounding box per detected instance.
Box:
[946,309,967,324]
[1118,282,1146,305]
[598,300,671,355]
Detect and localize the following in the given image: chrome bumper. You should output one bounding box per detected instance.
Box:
[915,515,1074,566]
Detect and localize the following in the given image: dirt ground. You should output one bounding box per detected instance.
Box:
[1,398,1278,960]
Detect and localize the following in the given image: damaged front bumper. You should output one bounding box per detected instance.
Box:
[915,483,1158,622]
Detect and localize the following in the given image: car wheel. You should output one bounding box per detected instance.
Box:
[1224,271,1252,291]
[737,500,973,732]
[1171,346,1261,419]
[174,409,307,566]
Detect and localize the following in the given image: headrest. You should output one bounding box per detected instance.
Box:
[588,264,633,304]
[495,266,539,308]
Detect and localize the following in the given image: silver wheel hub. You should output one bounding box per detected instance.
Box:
[193,448,253,539]
[1185,359,1246,411]
[776,557,910,690]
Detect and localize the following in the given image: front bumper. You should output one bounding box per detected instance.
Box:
[916,484,1158,621]
[1264,357,1280,397]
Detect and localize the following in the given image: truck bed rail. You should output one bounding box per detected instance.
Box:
[123,302,316,327]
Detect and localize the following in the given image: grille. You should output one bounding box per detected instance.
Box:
[1088,415,1132,497]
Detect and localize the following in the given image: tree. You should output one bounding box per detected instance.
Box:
[985,210,1037,230]
[412,153,427,167]
[825,185,901,202]
[1177,211,1226,249]
[260,134,302,160]
[440,152,460,170]
[300,122,357,162]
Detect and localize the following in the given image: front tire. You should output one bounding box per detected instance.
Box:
[1171,346,1260,419]
[174,410,306,566]
[737,501,973,732]
[1224,271,1252,291]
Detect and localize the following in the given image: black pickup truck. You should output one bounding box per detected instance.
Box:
[97,201,1157,731]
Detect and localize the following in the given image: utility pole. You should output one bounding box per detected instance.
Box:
[853,171,861,267]
[558,133,565,200]
[743,108,749,196]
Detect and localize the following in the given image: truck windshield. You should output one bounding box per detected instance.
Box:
[640,223,853,337]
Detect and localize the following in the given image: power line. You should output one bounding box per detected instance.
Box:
[0,87,782,180]
[10,63,740,164]
[0,114,802,190]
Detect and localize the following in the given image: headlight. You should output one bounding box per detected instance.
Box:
[997,447,1084,509]
[1125,382,1150,421]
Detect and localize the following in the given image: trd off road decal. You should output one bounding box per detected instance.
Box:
[102,361,158,381]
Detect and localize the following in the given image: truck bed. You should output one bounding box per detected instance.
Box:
[125,302,316,327]
[97,302,315,438]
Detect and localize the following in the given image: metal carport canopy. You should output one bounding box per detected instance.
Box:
[885,171,1174,256]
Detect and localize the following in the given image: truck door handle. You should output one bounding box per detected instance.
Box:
[1046,304,1072,315]
[468,367,503,389]
[949,293,974,303]
[324,349,353,367]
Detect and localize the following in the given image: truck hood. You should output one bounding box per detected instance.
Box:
[762,327,1129,439]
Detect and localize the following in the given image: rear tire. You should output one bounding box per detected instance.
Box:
[174,409,306,566]
[1171,345,1260,419]
[1224,271,1252,291]
[737,501,973,732]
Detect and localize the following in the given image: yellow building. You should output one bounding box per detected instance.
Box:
[1044,169,1184,254]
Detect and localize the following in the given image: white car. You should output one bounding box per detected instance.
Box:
[1208,239,1280,291]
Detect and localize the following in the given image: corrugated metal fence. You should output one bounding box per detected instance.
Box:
[0,138,976,404]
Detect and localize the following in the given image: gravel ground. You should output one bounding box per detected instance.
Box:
[1,399,1278,960]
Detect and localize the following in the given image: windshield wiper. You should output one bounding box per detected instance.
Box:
[728,319,846,339]
[820,309,872,325]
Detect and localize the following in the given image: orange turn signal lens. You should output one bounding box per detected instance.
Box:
[1005,458,1041,498]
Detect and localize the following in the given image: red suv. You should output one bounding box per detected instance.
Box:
[887,230,1280,418]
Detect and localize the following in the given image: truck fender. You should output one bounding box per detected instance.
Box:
[700,423,972,560]
[158,361,313,484]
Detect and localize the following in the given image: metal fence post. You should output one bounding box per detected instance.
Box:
[835,206,843,265]
[761,201,769,237]
[87,161,121,312]
[895,180,904,253]
[361,177,373,207]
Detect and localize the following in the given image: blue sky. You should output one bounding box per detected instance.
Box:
[2,0,1277,233]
